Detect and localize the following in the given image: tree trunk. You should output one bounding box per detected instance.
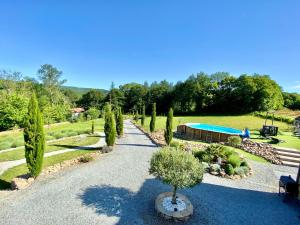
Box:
[171,186,177,204]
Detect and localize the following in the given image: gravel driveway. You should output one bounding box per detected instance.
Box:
[0,120,299,225]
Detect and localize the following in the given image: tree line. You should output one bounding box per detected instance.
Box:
[1,65,299,131]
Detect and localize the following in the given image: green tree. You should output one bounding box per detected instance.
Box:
[116,107,124,136]
[150,148,203,204]
[104,104,116,146]
[164,108,173,145]
[23,93,45,178]
[77,89,104,110]
[141,104,145,126]
[86,107,100,120]
[91,120,95,134]
[150,102,156,132]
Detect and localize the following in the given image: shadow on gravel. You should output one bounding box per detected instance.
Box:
[124,132,145,135]
[78,178,300,225]
[51,145,100,151]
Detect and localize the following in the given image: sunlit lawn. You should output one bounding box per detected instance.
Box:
[0,149,98,190]
[0,135,100,162]
[0,119,104,151]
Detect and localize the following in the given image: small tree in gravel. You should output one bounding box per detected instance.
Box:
[164,108,173,145]
[116,107,123,137]
[150,102,156,132]
[150,147,203,204]
[23,92,45,178]
[104,104,116,146]
[141,104,145,127]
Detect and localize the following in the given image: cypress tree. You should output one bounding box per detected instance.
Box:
[104,104,116,146]
[116,107,123,137]
[23,92,45,178]
[150,102,156,132]
[91,120,95,134]
[134,110,139,121]
[164,108,173,145]
[141,104,145,126]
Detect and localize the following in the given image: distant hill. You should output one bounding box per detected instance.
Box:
[62,86,108,96]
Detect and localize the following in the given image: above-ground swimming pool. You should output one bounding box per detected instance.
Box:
[177,123,242,142]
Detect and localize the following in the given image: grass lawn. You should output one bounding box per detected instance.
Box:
[0,135,100,162]
[137,114,299,150]
[0,149,98,190]
[0,119,104,151]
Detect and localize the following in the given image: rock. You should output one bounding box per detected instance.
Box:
[11,177,34,190]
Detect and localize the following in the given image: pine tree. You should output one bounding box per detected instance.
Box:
[150,102,156,132]
[116,107,123,137]
[164,108,173,145]
[23,93,45,178]
[141,104,145,127]
[104,104,116,146]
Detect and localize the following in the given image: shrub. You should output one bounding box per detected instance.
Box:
[227,154,241,168]
[116,107,123,136]
[104,104,116,146]
[240,161,249,167]
[164,108,173,145]
[45,135,53,141]
[201,162,209,172]
[234,166,249,176]
[223,147,234,158]
[193,150,210,163]
[79,155,94,163]
[224,164,234,175]
[203,144,227,162]
[209,163,221,173]
[150,103,156,132]
[141,104,145,126]
[228,136,242,146]
[53,132,64,139]
[150,147,203,204]
[23,92,45,178]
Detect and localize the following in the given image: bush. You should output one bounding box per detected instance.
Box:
[193,150,210,163]
[228,136,242,146]
[201,162,209,172]
[223,147,234,158]
[150,147,203,204]
[227,154,241,168]
[203,144,227,163]
[116,107,123,136]
[224,164,234,175]
[164,108,173,145]
[79,155,94,163]
[104,104,116,146]
[209,163,221,173]
[240,161,249,167]
[150,103,156,132]
[234,166,249,176]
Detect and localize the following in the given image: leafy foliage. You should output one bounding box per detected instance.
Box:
[116,107,124,136]
[150,147,203,197]
[86,107,100,120]
[225,164,234,175]
[104,104,116,146]
[150,103,156,132]
[228,154,242,168]
[228,136,242,147]
[164,108,173,145]
[23,93,45,178]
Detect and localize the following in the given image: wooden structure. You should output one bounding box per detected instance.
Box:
[177,124,240,143]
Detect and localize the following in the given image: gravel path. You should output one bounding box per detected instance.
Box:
[0,120,299,225]
[0,132,105,176]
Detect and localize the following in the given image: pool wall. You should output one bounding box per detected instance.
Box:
[177,124,239,142]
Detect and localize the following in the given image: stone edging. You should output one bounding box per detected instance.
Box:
[130,120,162,147]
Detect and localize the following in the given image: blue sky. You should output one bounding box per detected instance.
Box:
[0,1,299,92]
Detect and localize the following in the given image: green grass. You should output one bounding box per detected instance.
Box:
[138,115,299,150]
[0,119,104,151]
[0,135,100,162]
[0,150,97,190]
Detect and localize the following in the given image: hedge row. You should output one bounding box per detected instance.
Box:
[253,111,295,124]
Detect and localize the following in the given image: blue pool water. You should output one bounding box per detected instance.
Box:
[187,123,242,135]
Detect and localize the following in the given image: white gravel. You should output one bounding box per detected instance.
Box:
[0,120,299,225]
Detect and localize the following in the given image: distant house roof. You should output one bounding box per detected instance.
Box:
[71,108,85,113]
